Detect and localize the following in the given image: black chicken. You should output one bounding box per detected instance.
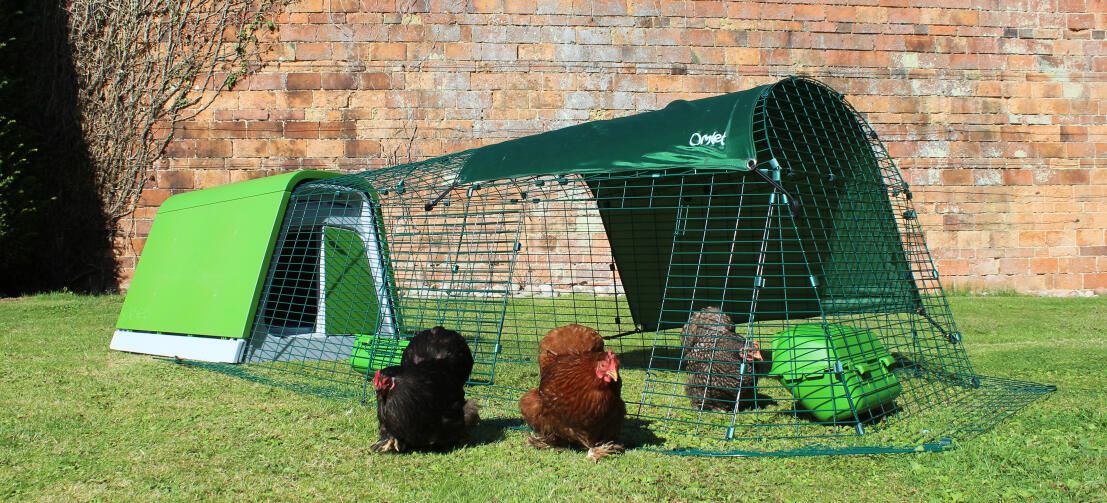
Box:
[680,306,769,412]
[400,326,474,384]
[371,326,479,453]
[372,364,479,452]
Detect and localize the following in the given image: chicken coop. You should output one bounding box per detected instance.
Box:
[113,76,1054,455]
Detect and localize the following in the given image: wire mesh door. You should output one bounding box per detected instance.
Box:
[242,184,395,397]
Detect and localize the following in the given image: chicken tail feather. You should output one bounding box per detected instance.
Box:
[463,399,481,428]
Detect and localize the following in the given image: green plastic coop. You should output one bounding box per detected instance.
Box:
[113,77,1054,455]
[112,170,402,370]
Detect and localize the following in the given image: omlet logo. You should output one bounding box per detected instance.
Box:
[689,131,725,147]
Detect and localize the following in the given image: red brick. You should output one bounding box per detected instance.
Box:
[362,73,391,90]
[303,140,342,157]
[826,6,855,22]
[1086,273,1107,289]
[941,169,973,185]
[949,9,979,26]
[285,122,320,139]
[532,92,564,109]
[245,74,283,90]
[332,0,360,12]
[471,0,501,13]
[321,73,357,90]
[269,140,309,158]
[1076,230,1105,246]
[1068,13,1095,30]
[295,43,332,60]
[157,170,195,189]
[374,43,408,60]
[198,170,230,188]
[319,121,356,139]
[176,122,210,139]
[1059,169,1090,184]
[281,91,314,108]
[194,140,232,157]
[211,121,246,139]
[345,140,381,156]
[138,189,172,206]
[232,109,268,120]
[1060,257,1098,274]
[998,258,1028,275]
[1003,169,1033,186]
[287,73,321,90]
[247,122,283,139]
[938,259,970,276]
[1028,257,1059,274]
[856,6,888,23]
[725,47,760,65]
[793,4,824,21]
[232,140,269,157]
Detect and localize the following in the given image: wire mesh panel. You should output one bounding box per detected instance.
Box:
[217,76,1052,455]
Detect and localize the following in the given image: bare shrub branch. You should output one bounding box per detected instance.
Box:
[66,0,285,221]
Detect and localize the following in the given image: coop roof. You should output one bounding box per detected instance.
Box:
[458,83,772,184]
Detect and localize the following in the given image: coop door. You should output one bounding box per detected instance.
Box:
[317,226,383,335]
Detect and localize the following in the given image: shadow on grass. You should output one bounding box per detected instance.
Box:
[177,359,367,402]
[622,417,666,448]
[481,415,665,450]
[466,420,511,447]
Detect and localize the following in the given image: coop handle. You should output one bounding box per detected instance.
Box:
[425,181,461,211]
[747,159,801,214]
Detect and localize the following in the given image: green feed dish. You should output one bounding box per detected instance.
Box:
[770,324,902,422]
[351,334,410,372]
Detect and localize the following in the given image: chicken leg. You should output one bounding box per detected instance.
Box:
[370,437,401,453]
[584,441,624,462]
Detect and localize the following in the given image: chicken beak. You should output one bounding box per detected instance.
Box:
[605,367,620,382]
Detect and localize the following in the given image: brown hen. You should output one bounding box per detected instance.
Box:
[537,323,605,369]
[520,349,626,461]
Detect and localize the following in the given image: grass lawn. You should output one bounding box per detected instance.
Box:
[2,292,1105,501]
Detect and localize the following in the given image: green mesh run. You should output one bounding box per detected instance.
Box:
[212,77,1052,455]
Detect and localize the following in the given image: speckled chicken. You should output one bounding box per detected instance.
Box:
[680,306,768,412]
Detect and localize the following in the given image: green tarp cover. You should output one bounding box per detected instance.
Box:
[458,86,771,184]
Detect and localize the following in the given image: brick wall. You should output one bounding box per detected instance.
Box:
[119,0,1107,296]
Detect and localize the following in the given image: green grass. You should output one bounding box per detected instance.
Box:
[2,293,1106,501]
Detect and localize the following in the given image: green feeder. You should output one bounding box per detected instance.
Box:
[770,324,902,422]
[351,334,409,372]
